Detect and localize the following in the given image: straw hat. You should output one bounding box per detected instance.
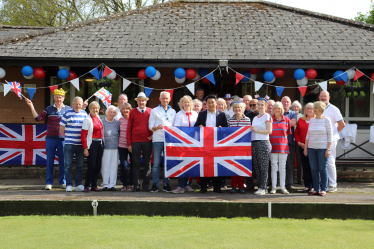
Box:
[135,92,149,101]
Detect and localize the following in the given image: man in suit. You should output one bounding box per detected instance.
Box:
[194,94,228,193]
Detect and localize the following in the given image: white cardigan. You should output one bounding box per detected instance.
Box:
[81,115,103,149]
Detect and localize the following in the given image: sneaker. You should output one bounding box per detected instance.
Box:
[83,187,90,192]
[280,188,289,195]
[230,187,237,194]
[270,188,277,194]
[172,187,185,194]
[66,186,73,192]
[184,185,194,192]
[60,184,66,189]
[75,185,84,192]
[239,188,246,194]
[327,186,337,193]
[254,189,266,195]
[91,187,102,192]
[45,184,52,190]
[163,184,172,192]
[150,184,158,193]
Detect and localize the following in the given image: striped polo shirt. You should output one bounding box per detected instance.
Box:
[270,115,292,154]
[60,109,87,145]
[227,115,251,127]
[35,104,72,138]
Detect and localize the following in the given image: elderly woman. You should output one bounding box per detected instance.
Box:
[291,100,303,185]
[193,99,203,113]
[81,101,104,192]
[304,101,333,197]
[251,98,272,195]
[101,105,120,191]
[227,102,251,194]
[172,95,198,194]
[295,102,315,193]
[269,102,292,194]
[118,102,133,191]
[291,100,303,121]
[217,98,231,120]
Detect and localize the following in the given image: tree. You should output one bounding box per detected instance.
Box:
[354,0,374,24]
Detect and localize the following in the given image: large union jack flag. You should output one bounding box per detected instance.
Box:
[94,87,112,108]
[6,81,22,99]
[0,124,59,165]
[164,126,252,178]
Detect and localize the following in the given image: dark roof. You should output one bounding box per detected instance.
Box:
[1,0,374,66]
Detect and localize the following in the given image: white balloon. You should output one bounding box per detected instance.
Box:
[266,77,276,84]
[175,77,185,84]
[59,66,70,70]
[192,72,200,81]
[250,73,257,81]
[24,74,34,79]
[106,70,116,80]
[347,69,355,80]
[0,67,5,78]
[297,76,308,86]
[151,70,161,80]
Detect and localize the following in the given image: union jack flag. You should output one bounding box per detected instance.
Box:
[6,81,22,99]
[0,124,58,165]
[94,87,112,108]
[164,126,252,178]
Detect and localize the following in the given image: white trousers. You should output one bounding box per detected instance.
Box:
[101,149,119,188]
[327,140,338,187]
[270,153,288,189]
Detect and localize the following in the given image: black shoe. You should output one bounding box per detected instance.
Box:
[214,187,223,193]
[132,186,140,192]
[102,187,109,191]
[239,188,246,194]
[163,184,171,192]
[142,185,148,192]
[200,188,207,193]
[230,187,236,194]
[110,187,116,191]
[150,184,158,193]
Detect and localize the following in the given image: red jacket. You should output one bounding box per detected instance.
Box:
[294,118,309,144]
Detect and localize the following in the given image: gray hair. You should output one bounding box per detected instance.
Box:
[267,99,275,105]
[281,96,291,103]
[303,102,315,120]
[160,91,170,98]
[73,96,83,104]
[118,93,128,100]
[193,99,203,109]
[232,102,246,109]
[105,105,117,115]
[291,100,302,113]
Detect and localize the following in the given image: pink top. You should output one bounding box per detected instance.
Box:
[118,116,129,148]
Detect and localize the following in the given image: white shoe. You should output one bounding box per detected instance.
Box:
[66,186,73,192]
[327,186,337,192]
[270,188,277,194]
[254,189,266,195]
[45,184,52,190]
[75,185,84,192]
[281,188,289,195]
[60,184,66,189]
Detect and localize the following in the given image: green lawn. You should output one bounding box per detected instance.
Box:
[1,216,373,248]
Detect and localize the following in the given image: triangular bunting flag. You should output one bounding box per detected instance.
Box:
[298,87,307,97]
[205,72,215,85]
[122,79,131,91]
[144,87,153,98]
[102,66,113,78]
[354,70,364,81]
[27,87,36,101]
[318,81,328,91]
[165,89,174,101]
[275,86,284,97]
[340,72,348,83]
[4,83,11,96]
[49,85,59,94]
[90,68,101,80]
[255,81,263,92]
[235,73,244,85]
[186,83,195,96]
[70,78,80,91]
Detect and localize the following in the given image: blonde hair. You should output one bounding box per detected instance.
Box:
[232,102,246,113]
[291,100,302,113]
[216,98,227,110]
[271,101,284,116]
[120,102,132,117]
[313,101,326,113]
[89,101,100,109]
[303,102,315,120]
[178,95,193,111]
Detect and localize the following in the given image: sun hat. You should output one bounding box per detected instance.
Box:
[135,92,149,101]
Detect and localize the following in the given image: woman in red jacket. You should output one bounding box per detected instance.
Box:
[294,102,315,193]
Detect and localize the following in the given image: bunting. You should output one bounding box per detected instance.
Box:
[276,86,284,97]
[205,72,215,85]
[318,81,328,91]
[27,88,36,101]
[90,68,101,80]
[186,83,195,96]
[102,66,113,78]
[3,83,11,97]
[70,78,80,91]
[354,70,364,81]
[340,72,348,83]
[48,85,58,94]
[144,87,153,98]
[235,73,244,85]
[255,81,263,92]
[122,79,131,91]
[165,89,174,101]
[298,87,307,97]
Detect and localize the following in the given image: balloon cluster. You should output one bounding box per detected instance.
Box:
[294,68,317,86]
[138,67,202,83]
[22,66,46,80]
[138,66,161,81]
[0,67,6,79]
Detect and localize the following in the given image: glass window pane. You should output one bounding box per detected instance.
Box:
[347,79,370,118]
[328,80,346,117]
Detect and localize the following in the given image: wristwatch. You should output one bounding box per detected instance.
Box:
[327,149,331,151]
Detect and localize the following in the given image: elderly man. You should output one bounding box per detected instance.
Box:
[245,98,259,123]
[267,99,275,114]
[243,95,252,116]
[149,91,176,193]
[127,92,153,192]
[195,88,205,101]
[281,96,298,190]
[115,93,128,120]
[319,90,345,192]
[223,94,235,117]
[25,89,87,190]
[194,95,228,193]
[60,97,87,192]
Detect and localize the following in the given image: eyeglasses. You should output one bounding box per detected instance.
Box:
[249,104,257,107]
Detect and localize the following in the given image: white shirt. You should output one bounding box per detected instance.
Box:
[323,103,343,141]
[224,107,235,118]
[174,110,198,127]
[115,107,122,120]
[137,107,146,113]
[148,105,176,142]
[251,113,272,141]
[206,110,217,127]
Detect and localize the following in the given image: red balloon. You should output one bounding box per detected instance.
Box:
[202,77,210,84]
[138,69,147,80]
[371,73,374,81]
[67,71,77,81]
[33,68,45,79]
[305,69,317,79]
[336,80,345,86]
[185,69,196,79]
[273,68,284,78]
[249,68,260,74]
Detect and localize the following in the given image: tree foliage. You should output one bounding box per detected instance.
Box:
[354,0,374,24]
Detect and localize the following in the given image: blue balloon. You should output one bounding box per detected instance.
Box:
[174,68,186,79]
[241,71,251,82]
[145,66,156,78]
[198,68,209,77]
[333,70,344,81]
[22,66,33,77]
[58,68,70,80]
[294,69,305,80]
[264,71,275,82]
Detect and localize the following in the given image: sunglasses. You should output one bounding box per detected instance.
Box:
[249,104,257,107]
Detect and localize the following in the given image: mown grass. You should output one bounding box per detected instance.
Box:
[1,216,373,248]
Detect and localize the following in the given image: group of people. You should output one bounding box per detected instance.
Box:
[25,86,344,197]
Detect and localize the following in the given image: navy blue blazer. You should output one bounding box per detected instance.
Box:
[194,110,228,128]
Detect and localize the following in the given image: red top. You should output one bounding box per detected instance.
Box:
[81,115,103,150]
[269,115,292,154]
[294,118,309,144]
[127,107,153,146]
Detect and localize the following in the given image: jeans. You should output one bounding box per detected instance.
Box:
[85,140,103,188]
[64,144,84,187]
[308,148,329,192]
[152,142,170,187]
[178,177,189,188]
[45,137,65,185]
[118,147,133,187]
